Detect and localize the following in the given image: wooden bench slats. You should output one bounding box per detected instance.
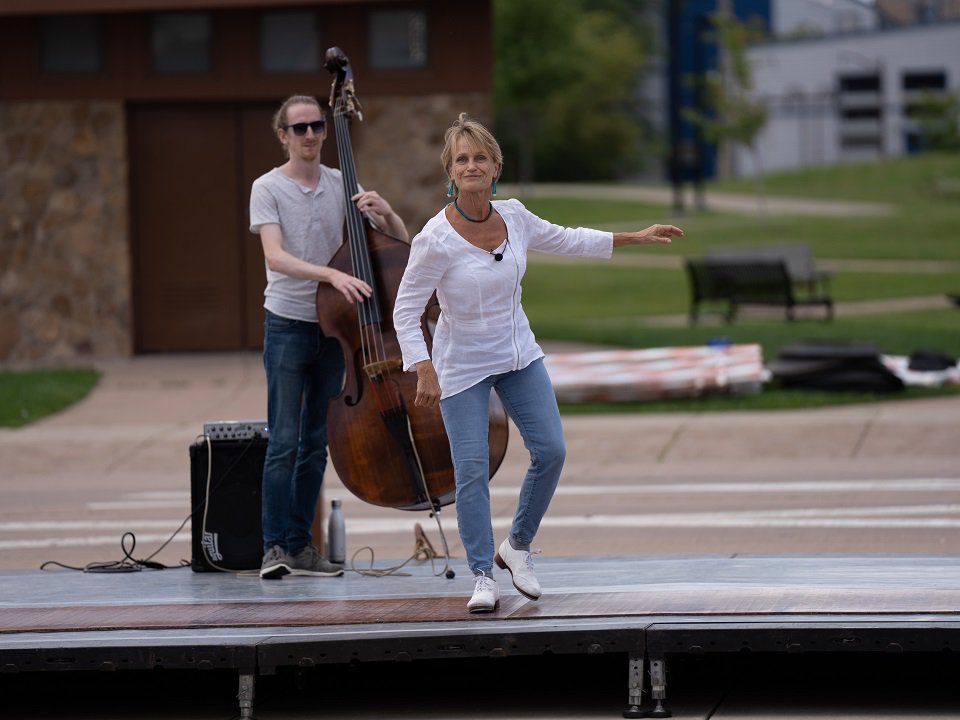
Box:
[706,242,833,300]
[685,257,834,323]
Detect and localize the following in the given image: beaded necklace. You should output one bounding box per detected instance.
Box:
[452,197,494,223]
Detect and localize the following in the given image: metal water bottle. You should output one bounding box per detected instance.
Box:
[327,498,346,564]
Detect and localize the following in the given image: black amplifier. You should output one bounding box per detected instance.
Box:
[189,436,266,572]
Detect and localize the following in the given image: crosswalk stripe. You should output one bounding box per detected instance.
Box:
[3,504,958,550]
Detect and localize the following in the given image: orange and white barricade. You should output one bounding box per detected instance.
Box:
[544,344,768,403]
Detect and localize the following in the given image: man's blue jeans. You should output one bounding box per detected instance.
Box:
[439,358,565,576]
[261,310,344,555]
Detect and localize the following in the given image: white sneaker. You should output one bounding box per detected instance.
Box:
[467,573,500,613]
[494,538,542,600]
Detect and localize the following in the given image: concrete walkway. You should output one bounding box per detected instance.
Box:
[499,182,896,217]
[589,293,955,328]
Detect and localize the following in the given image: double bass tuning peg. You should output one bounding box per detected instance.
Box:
[344,82,363,122]
[326,47,364,121]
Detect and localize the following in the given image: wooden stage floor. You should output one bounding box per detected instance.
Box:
[2,554,959,718]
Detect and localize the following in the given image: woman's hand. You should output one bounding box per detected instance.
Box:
[613,224,684,247]
[414,360,441,408]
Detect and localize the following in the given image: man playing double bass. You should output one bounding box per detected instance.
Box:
[249,94,408,579]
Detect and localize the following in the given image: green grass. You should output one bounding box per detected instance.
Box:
[517,153,960,412]
[663,210,960,262]
[709,152,960,203]
[534,308,960,360]
[560,384,960,415]
[523,263,960,314]
[520,153,960,264]
[519,198,672,228]
[522,199,960,262]
[0,369,100,428]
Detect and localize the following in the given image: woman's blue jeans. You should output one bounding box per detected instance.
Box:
[439,358,565,576]
[261,310,344,555]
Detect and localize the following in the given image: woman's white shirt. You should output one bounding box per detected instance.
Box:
[393,198,612,399]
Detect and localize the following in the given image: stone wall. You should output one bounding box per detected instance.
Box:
[0,94,488,364]
[0,101,131,365]
[357,93,491,235]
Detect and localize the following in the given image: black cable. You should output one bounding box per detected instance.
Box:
[40,531,190,573]
[39,433,246,573]
[36,433,451,579]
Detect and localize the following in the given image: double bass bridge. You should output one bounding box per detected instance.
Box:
[363,357,403,382]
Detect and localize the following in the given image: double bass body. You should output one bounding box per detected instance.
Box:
[318,233,473,511]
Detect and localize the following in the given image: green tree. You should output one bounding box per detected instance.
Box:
[493,0,656,184]
[913,90,960,152]
[683,12,767,192]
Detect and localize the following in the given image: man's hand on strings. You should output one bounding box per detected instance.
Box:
[329,269,372,304]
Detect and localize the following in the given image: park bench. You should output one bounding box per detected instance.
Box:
[684,257,834,323]
[705,241,833,300]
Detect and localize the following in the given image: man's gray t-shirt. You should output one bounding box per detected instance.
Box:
[249,166,351,322]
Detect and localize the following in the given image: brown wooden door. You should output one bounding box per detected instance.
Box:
[240,105,284,350]
[129,103,276,352]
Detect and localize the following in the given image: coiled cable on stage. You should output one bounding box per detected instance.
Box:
[343,415,458,578]
[40,531,188,573]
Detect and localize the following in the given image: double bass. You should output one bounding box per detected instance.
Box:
[316,47,509,512]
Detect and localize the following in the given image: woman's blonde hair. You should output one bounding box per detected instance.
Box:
[440,112,503,195]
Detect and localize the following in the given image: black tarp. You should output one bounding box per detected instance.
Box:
[767,340,905,393]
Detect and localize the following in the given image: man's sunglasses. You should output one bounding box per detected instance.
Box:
[284,120,325,136]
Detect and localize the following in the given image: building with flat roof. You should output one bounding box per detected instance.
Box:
[735,14,960,176]
[662,0,959,179]
[0,0,492,360]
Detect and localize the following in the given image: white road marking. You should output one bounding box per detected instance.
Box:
[87,500,193,510]
[0,534,189,550]
[3,478,957,551]
[3,504,958,550]
[0,520,188,530]
[81,478,960,511]
[499,478,960,496]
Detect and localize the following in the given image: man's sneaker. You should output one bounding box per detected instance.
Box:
[467,573,500,613]
[286,545,344,577]
[494,538,542,600]
[260,544,290,580]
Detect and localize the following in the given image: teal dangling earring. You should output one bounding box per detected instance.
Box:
[491,179,498,197]
[447,180,455,197]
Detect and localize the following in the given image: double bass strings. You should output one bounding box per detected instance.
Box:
[332,105,398,413]
[334,109,379,323]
